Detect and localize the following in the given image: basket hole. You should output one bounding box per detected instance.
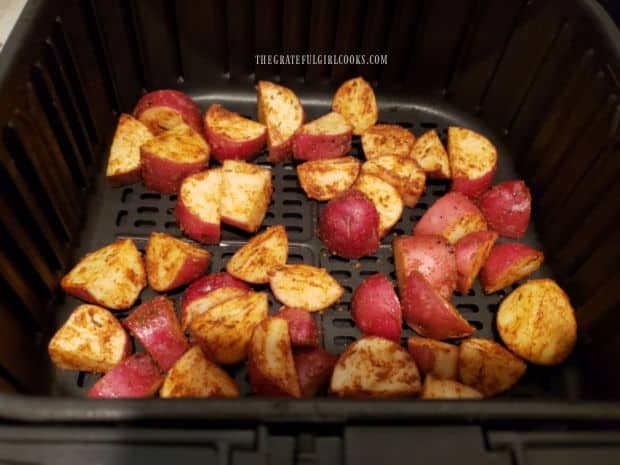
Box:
[457,304,479,313]
[289,254,305,263]
[284,186,304,194]
[164,221,177,229]
[76,371,86,388]
[420,122,438,129]
[166,207,175,215]
[360,270,377,277]
[334,336,356,347]
[137,206,158,214]
[116,210,128,226]
[121,188,134,202]
[287,225,303,233]
[169,194,177,202]
[468,320,483,330]
[488,303,499,312]
[265,211,276,219]
[283,199,302,207]
[134,219,156,228]
[359,256,379,266]
[332,270,352,280]
[283,212,302,220]
[283,174,297,182]
[140,193,161,200]
[333,318,355,328]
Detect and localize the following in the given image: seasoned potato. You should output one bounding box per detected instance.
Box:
[176,169,222,244]
[61,239,146,311]
[276,307,319,347]
[225,225,288,284]
[361,154,425,208]
[407,337,458,380]
[409,129,450,179]
[454,230,498,294]
[133,89,203,137]
[332,77,378,135]
[292,112,353,160]
[448,127,497,198]
[330,337,421,398]
[351,273,402,342]
[480,243,544,294]
[478,180,532,239]
[49,304,130,373]
[361,124,416,159]
[497,279,577,366]
[458,338,527,397]
[269,264,343,312]
[353,173,404,238]
[106,113,152,186]
[421,374,483,399]
[294,348,337,397]
[87,353,163,399]
[297,156,361,201]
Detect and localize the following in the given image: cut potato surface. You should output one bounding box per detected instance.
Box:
[49,304,130,373]
[176,169,222,244]
[297,156,361,201]
[106,113,153,186]
[61,239,146,310]
[133,89,203,136]
[422,374,483,399]
[160,346,240,398]
[361,154,426,208]
[145,232,210,292]
[361,124,416,159]
[292,112,352,161]
[330,337,421,398]
[332,77,378,135]
[181,287,249,331]
[458,338,526,397]
[269,264,343,312]
[409,130,450,179]
[480,243,544,294]
[226,225,288,284]
[353,173,404,237]
[141,123,209,163]
[497,279,577,366]
[448,127,497,197]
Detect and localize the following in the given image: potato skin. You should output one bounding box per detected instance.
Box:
[454,230,498,294]
[407,337,458,380]
[294,348,337,397]
[87,353,164,399]
[452,168,496,199]
[350,273,402,341]
[400,271,475,340]
[175,190,220,243]
[448,127,497,198]
[478,180,531,238]
[480,243,544,294]
[133,89,203,137]
[276,307,319,347]
[393,235,457,300]
[292,112,353,160]
[414,191,487,244]
[176,170,221,244]
[318,189,380,259]
[497,279,577,366]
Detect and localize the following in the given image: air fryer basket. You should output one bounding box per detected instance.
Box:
[0,0,619,424]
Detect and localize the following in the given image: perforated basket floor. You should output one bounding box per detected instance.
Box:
[51,98,578,399]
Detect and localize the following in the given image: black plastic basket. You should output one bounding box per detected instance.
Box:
[0,0,619,462]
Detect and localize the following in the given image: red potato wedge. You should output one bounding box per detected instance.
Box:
[248,317,302,397]
[294,348,337,397]
[393,235,457,300]
[409,130,450,179]
[189,291,268,364]
[133,89,203,137]
[478,180,532,238]
[123,296,188,372]
[297,156,361,201]
[458,338,527,397]
[318,189,380,259]
[106,114,153,186]
[225,225,288,284]
[204,103,266,162]
[220,160,272,233]
[140,123,210,194]
[360,154,426,208]
[269,264,344,312]
[276,307,319,348]
[361,124,416,160]
[400,271,475,340]
[61,239,146,310]
[332,77,378,135]
[421,374,483,399]
[180,272,251,330]
[353,174,404,238]
[49,304,130,373]
[87,353,163,399]
[497,279,577,366]
[257,81,305,163]
[176,169,222,244]
[480,243,544,294]
[160,346,240,398]
[414,191,487,244]
[448,127,497,198]
[330,337,421,398]
[145,232,210,292]
[407,337,458,380]
[455,230,498,294]
[292,112,353,160]
[350,273,402,342]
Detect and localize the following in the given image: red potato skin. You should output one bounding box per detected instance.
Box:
[414,191,486,240]
[400,271,475,340]
[268,141,294,163]
[133,90,203,137]
[156,251,210,293]
[276,307,319,347]
[204,106,266,162]
[350,273,402,341]
[181,272,251,312]
[292,132,352,161]
[407,343,435,374]
[175,192,220,244]
[452,165,496,199]
[294,348,337,397]
[123,296,189,372]
[393,235,457,300]
[107,168,141,188]
[455,230,498,294]
[141,150,208,194]
[478,180,531,238]
[318,189,380,259]
[480,243,544,293]
[87,353,163,399]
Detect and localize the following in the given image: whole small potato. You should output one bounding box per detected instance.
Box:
[478,180,531,238]
[318,189,380,259]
